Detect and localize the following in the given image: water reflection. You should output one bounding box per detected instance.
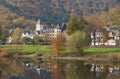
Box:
[66,61,91,79]
[0,57,25,79]
[0,58,120,79]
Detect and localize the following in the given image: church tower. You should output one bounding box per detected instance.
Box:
[36,19,43,31]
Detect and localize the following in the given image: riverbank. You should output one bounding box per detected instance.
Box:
[1,45,120,61]
[19,54,120,63]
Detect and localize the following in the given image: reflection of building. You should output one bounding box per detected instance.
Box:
[91,64,104,72]
[91,26,120,46]
[90,64,120,73]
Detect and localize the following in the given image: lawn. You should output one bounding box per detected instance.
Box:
[84,47,120,55]
[1,45,120,55]
[0,45,52,55]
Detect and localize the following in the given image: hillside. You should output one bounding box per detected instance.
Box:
[0,0,120,24]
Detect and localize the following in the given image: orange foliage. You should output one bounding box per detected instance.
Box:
[0,48,11,57]
[51,60,65,79]
[51,34,66,56]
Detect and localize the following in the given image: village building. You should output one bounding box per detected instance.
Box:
[22,19,66,40]
[22,31,34,39]
[35,19,66,39]
[91,26,120,46]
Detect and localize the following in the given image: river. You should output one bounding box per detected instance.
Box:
[0,57,120,79]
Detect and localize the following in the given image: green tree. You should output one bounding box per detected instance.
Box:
[11,28,22,44]
[22,37,33,44]
[0,26,8,44]
[43,32,50,44]
[0,26,8,45]
[67,31,89,56]
[67,16,87,35]
[33,35,43,45]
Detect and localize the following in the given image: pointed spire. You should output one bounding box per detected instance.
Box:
[37,19,40,24]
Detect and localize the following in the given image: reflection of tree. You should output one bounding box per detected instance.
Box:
[0,58,25,79]
[0,57,11,79]
[66,61,91,79]
[10,59,25,77]
[101,65,109,79]
[51,59,66,79]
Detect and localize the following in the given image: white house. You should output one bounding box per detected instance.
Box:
[91,26,120,46]
[22,31,34,39]
[6,36,12,44]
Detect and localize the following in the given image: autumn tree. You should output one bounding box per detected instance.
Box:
[67,16,87,35]
[0,6,20,29]
[0,5,36,31]
[11,28,22,44]
[23,20,36,30]
[51,34,66,56]
[12,16,25,28]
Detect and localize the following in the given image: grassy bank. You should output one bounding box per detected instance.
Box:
[1,45,120,55]
[84,47,120,55]
[0,45,52,55]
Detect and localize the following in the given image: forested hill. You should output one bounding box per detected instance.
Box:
[0,0,120,24]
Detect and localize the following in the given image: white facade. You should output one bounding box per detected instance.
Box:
[91,27,120,46]
[35,19,66,39]
[22,32,34,39]
[91,31,104,46]
[21,19,66,40]
[6,36,12,44]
